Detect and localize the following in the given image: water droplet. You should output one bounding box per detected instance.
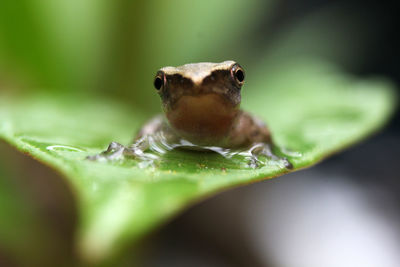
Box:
[89,130,300,170]
[46,145,84,152]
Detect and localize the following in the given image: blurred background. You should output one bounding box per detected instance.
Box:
[1,0,399,266]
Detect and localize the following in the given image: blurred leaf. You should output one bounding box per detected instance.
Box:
[0,0,115,91]
[0,60,396,264]
[0,0,271,103]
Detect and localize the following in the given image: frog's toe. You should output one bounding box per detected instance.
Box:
[107,141,123,151]
[87,141,127,161]
[251,143,293,169]
[86,154,101,161]
[281,157,293,169]
[248,155,261,169]
[266,153,293,170]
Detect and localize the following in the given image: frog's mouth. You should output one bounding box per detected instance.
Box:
[166,93,239,140]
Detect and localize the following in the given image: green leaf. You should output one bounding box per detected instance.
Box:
[0,60,396,264]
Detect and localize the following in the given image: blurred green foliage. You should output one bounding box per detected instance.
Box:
[1,0,273,111]
[0,0,114,91]
[0,1,373,109]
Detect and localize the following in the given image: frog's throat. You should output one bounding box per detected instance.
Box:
[165,93,239,141]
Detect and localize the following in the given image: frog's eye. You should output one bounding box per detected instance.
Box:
[153,72,165,90]
[231,64,245,86]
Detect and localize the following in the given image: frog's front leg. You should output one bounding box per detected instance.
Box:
[87,115,168,161]
[231,111,292,169]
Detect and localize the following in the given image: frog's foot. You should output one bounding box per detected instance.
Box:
[87,142,136,161]
[249,143,293,169]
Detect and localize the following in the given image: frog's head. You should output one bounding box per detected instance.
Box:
[153,61,245,139]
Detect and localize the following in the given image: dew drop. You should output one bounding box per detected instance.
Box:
[46,145,84,152]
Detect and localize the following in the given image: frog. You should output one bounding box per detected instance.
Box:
[89,60,292,169]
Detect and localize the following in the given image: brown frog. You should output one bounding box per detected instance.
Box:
[89,61,292,168]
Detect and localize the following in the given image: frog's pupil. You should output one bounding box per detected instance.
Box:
[235,69,245,82]
[154,77,163,90]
